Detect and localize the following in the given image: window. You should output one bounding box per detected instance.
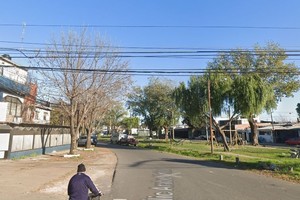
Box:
[35,111,39,120]
[4,96,22,117]
[43,112,48,121]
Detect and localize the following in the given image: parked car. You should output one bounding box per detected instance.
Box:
[194,135,207,140]
[118,135,139,146]
[110,133,126,144]
[77,136,88,147]
[77,135,98,147]
[216,136,230,143]
[110,133,138,146]
[91,134,98,145]
[285,137,300,145]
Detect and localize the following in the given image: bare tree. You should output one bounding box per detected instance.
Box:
[35,30,130,154]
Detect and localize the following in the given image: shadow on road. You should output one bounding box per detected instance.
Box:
[96,142,266,172]
[99,141,236,170]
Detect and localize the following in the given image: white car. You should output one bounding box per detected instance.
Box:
[110,133,127,144]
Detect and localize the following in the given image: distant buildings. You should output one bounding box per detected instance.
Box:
[0,54,51,124]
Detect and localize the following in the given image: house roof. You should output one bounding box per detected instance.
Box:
[258,123,300,131]
[235,122,271,131]
[0,75,30,96]
[0,56,28,72]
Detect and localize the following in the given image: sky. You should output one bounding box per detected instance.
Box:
[1,0,300,122]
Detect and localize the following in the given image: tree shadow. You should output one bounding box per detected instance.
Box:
[97,141,285,172]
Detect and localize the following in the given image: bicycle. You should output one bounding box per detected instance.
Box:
[89,193,103,200]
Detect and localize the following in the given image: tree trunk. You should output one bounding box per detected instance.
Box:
[164,127,169,142]
[191,128,195,139]
[149,128,153,138]
[86,127,92,148]
[215,125,230,151]
[248,117,259,145]
[69,114,76,154]
[233,130,238,145]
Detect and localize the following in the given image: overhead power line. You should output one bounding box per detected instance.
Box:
[1,46,300,60]
[0,40,227,50]
[1,23,300,30]
[2,65,300,76]
[5,40,300,53]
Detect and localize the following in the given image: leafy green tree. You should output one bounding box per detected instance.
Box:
[175,43,300,151]
[296,103,300,119]
[49,107,71,126]
[174,73,233,151]
[127,77,177,139]
[173,76,208,134]
[120,117,139,134]
[207,43,300,145]
[102,103,127,134]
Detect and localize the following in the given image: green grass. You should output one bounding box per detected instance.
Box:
[12,153,38,160]
[135,138,300,182]
[98,136,300,182]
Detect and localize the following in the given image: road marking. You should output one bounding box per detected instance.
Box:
[147,169,181,200]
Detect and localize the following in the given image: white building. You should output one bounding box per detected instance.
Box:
[33,103,51,124]
[0,54,51,124]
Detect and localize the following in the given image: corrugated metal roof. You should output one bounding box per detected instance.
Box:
[0,75,30,96]
[258,123,300,131]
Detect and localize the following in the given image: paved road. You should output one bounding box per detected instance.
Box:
[101,143,300,200]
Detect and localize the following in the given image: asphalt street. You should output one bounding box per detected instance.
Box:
[102,143,300,200]
[2,142,300,200]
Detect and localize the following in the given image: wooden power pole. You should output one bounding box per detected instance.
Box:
[208,79,214,154]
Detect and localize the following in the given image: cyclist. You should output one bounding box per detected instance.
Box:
[68,163,103,200]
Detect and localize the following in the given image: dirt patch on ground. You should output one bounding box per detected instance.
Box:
[0,146,117,200]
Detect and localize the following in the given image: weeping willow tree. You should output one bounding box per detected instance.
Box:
[231,74,274,145]
[207,43,300,146]
[174,76,208,129]
[174,43,300,150]
[174,72,233,151]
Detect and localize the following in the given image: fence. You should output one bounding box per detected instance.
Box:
[0,123,70,159]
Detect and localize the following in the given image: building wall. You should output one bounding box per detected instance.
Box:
[2,92,24,123]
[0,102,8,122]
[0,57,52,125]
[1,124,71,159]
[33,107,51,124]
[0,125,10,159]
[1,58,28,84]
[3,92,24,103]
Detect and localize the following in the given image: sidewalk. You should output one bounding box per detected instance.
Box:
[0,145,117,200]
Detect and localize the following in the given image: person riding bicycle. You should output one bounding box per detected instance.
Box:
[68,163,103,200]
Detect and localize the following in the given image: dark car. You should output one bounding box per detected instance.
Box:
[77,136,88,147]
[216,136,230,143]
[285,137,300,145]
[118,135,138,146]
[91,135,98,145]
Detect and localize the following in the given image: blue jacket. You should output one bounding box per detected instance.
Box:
[68,172,100,200]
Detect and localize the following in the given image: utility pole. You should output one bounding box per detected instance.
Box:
[172,111,175,140]
[208,79,214,154]
[229,106,232,145]
[271,110,275,142]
